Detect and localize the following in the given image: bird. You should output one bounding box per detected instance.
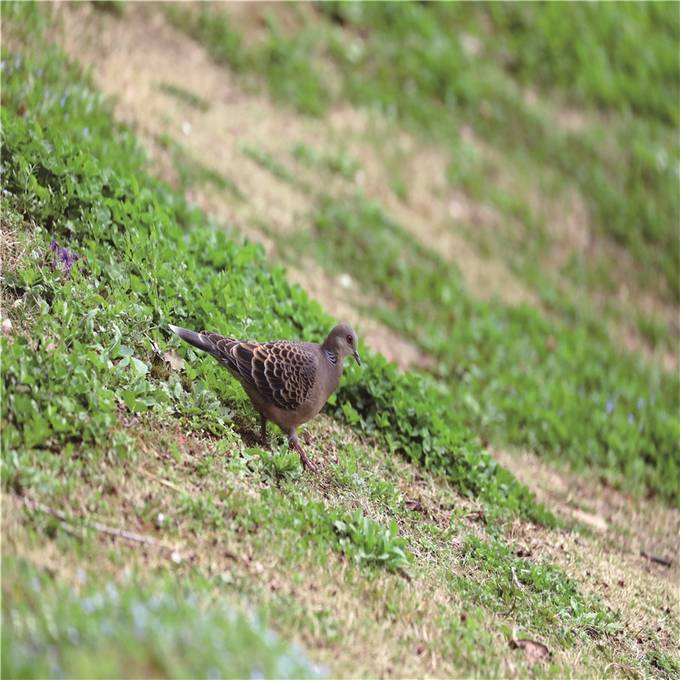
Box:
[168,323,360,472]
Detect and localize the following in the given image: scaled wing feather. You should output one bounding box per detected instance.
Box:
[198,333,317,411]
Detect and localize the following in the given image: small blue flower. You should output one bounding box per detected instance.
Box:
[105,582,119,604]
[605,400,614,415]
[66,625,80,645]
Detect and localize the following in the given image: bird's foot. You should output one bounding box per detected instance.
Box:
[290,439,317,473]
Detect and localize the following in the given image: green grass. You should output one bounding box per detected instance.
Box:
[248,484,413,574]
[166,5,329,117]
[647,650,680,680]
[0,28,551,524]
[324,3,680,303]
[164,448,415,574]
[211,134,677,509]
[169,2,679,304]
[165,4,246,73]
[2,4,679,677]
[2,557,322,679]
[333,511,410,573]
[291,142,361,181]
[479,3,678,125]
[300,196,679,506]
[456,536,619,644]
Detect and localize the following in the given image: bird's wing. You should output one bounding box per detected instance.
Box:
[200,334,318,411]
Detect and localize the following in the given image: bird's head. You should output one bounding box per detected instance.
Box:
[324,323,360,365]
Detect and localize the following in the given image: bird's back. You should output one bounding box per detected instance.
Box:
[170,326,322,412]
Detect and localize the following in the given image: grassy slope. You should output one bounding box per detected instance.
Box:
[167,1,679,506]
[2,3,679,679]
[169,1,679,304]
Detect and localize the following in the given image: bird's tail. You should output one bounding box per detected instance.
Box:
[168,324,216,355]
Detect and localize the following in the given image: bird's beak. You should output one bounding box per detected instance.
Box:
[353,350,361,366]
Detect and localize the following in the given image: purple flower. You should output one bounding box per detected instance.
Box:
[605,400,614,415]
[49,240,79,275]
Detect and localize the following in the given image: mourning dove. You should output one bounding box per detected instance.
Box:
[168,323,360,472]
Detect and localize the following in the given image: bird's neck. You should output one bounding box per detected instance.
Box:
[321,347,343,399]
[324,349,338,366]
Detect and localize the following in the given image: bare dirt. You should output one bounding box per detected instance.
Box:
[53,2,677,371]
[495,447,680,585]
[51,2,538,329]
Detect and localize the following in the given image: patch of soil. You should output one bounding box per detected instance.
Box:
[287,258,432,371]
[54,2,539,306]
[495,448,680,665]
[494,448,680,585]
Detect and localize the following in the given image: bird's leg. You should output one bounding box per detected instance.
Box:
[259,414,269,447]
[289,429,317,473]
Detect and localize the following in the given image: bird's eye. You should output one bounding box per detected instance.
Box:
[346,334,353,345]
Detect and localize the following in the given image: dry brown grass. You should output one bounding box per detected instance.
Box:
[6,411,676,677]
[495,447,680,582]
[0,218,26,277]
[51,1,538,316]
[2,404,680,677]
[9,412,672,677]
[0,415,474,677]
[0,214,36,335]
[496,446,680,669]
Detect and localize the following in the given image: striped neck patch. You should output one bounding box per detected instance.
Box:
[325,350,337,365]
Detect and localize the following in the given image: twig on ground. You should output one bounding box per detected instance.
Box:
[640,550,672,568]
[511,566,524,590]
[138,467,184,493]
[24,498,158,547]
[397,567,413,583]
